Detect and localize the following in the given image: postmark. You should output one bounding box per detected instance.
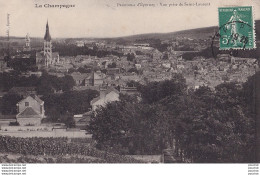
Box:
[218,6,255,50]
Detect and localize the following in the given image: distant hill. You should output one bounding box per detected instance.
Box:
[0,20,259,43]
[110,20,260,42]
[0,36,44,49]
[111,26,217,41]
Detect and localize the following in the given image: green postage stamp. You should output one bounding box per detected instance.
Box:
[218,6,255,50]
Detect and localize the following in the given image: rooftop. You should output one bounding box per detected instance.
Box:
[17,107,41,118]
[91,86,119,104]
[44,21,51,41]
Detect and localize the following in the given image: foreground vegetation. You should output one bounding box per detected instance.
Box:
[0,154,106,163]
[89,72,258,163]
[0,136,145,163]
[0,68,258,163]
[0,71,98,127]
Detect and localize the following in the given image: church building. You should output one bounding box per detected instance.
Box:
[36,21,59,69]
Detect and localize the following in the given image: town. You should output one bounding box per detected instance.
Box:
[0,20,259,163]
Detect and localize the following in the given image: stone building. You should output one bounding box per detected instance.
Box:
[90,86,119,111]
[36,21,59,69]
[85,72,104,86]
[16,95,45,126]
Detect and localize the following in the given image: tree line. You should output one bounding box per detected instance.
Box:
[0,71,75,94]
[52,43,124,58]
[41,89,98,126]
[88,72,258,162]
[0,71,99,127]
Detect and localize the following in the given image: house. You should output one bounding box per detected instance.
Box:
[106,68,120,75]
[135,64,142,70]
[177,64,185,69]
[76,41,85,47]
[28,71,42,77]
[162,63,171,69]
[231,57,258,65]
[16,95,45,126]
[36,52,59,69]
[70,72,89,86]
[85,72,103,86]
[90,86,120,111]
[120,86,138,95]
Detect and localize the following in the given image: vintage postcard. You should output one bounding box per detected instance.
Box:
[0,0,259,168]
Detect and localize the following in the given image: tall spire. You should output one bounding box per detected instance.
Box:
[44,20,51,41]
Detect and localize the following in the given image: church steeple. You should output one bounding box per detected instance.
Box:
[44,20,51,41]
[43,20,52,67]
[25,33,30,48]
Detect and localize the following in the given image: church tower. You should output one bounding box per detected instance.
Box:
[36,21,59,69]
[43,21,52,67]
[23,33,31,51]
[25,33,30,48]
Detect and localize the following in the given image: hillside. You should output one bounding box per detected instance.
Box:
[110,20,260,42]
[111,26,217,41]
[0,20,259,44]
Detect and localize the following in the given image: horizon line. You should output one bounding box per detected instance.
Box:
[0,25,221,39]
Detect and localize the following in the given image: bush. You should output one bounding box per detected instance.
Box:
[9,121,20,126]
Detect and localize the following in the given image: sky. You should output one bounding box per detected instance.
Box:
[0,0,259,38]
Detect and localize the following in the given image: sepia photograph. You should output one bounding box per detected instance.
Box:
[0,0,259,166]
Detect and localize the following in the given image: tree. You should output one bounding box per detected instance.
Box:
[88,73,258,162]
[162,53,169,60]
[0,72,40,92]
[36,72,75,95]
[107,62,117,68]
[88,102,129,153]
[42,89,99,122]
[241,72,260,162]
[61,75,75,92]
[140,73,187,104]
[135,50,144,55]
[68,68,76,74]
[36,73,55,95]
[8,57,37,72]
[89,93,169,155]
[166,84,256,163]
[63,113,76,128]
[127,53,135,62]
[1,93,23,115]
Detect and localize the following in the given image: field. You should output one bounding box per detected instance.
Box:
[0,136,147,163]
[0,153,106,163]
